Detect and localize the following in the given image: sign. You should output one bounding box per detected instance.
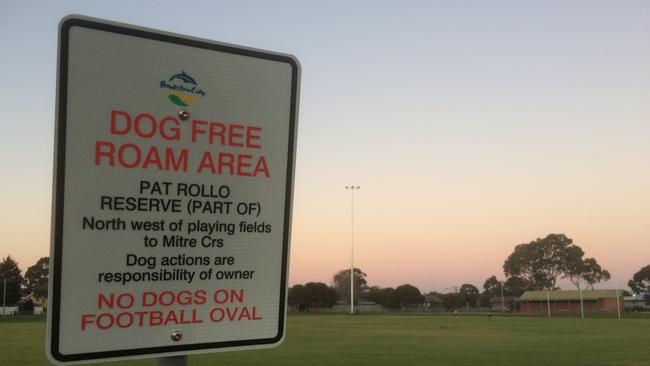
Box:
[47,15,300,364]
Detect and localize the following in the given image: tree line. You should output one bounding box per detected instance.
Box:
[0,256,49,307]
[2,234,649,309]
[289,234,650,311]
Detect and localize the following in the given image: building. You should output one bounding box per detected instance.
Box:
[424,293,443,308]
[517,290,622,315]
[624,293,649,312]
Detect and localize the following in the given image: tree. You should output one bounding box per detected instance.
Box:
[378,287,400,309]
[289,283,338,311]
[0,256,23,306]
[395,284,424,308]
[24,257,49,301]
[581,258,610,290]
[459,284,480,307]
[482,275,501,297]
[441,292,464,310]
[332,268,368,304]
[480,275,502,307]
[503,276,530,297]
[303,282,338,308]
[628,265,650,294]
[566,257,603,290]
[503,234,585,290]
[478,293,492,308]
[362,286,401,309]
[363,286,383,304]
[288,284,307,311]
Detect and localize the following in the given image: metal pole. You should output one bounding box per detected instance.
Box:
[579,286,584,319]
[345,186,360,315]
[615,281,621,319]
[500,281,505,311]
[350,187,354,315]
[3,278,6,316]
[156,356,188,366]
[546,289,551,319]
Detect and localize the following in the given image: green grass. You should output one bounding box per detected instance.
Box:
[1,314,648,365]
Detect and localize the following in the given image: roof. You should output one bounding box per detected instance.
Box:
[358,300,377,305]
[624,297,645,302]
[624,293,649,301]
[518,290,621,301]
[490,296,516,303]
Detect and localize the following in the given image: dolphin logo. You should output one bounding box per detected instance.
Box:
[169,71,197,85]
[160,70,205,107]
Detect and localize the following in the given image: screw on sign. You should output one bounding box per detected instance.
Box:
[171,331,183,342]
[178,110,190,121]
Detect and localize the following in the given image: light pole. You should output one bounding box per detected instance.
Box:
[546,289,551,319]
[579,285,584,319]
[2,278,6,316]
[345,186,360,315]
[615,279,621,319]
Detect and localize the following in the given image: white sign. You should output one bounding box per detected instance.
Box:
[47,15,300,364]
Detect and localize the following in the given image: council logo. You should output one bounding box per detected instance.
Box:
[160,71,206,107]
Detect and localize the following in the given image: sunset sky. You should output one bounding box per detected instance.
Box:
[2,1,649,293]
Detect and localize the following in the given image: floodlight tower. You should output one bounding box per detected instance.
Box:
[345,185,360,314]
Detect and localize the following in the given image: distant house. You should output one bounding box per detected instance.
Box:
[0,306,18,315]
[624,293,649,311]
[517,290,622,315]
[489,296,516,311]
[318,300,386,314]
[424,293,443,308]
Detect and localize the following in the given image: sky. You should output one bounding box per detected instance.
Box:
[1,0,649,293]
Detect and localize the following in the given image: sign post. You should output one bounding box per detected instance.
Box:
[47,15,299,364]
[157,356,188,366]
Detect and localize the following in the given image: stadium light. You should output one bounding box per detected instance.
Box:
[345,186,360,315]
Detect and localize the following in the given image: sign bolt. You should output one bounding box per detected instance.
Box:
[178,109,190,121]
[171,330,183,342]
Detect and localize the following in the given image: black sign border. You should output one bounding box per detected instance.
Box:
[50,16,298,363]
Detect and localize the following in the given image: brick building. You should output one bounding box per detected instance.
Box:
[517,290,622,315]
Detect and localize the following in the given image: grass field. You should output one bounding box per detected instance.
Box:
[1,314,649,366]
